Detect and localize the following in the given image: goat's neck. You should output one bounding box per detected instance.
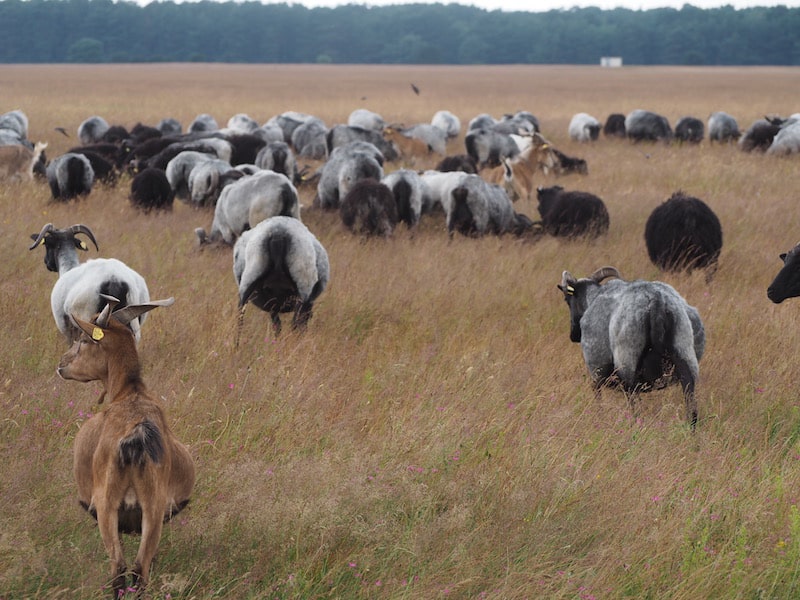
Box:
[104,345,146,402]
[56,247,81,274]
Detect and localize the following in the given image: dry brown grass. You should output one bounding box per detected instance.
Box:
[3,64,800,599]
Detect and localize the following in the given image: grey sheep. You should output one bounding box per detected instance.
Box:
[382,168,424,228]
[447,174,533,237]
[431,110,461,139]
[708,111,740,143]
[767,118,800,156]
[78,116,110,145]
[568,113,601,142]
[188,113,219,133]
[234,216,329,336]
[558,267,705,427]
[625,109,672,143]
[347,109,386,131]
[47,152,95,201]
[316,141,384,210]
[255,141,298,183]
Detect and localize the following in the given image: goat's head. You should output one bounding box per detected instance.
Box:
[57,295,175,388]
[768,242,800,304]
[29,223,98,273]
[557,267,620,342]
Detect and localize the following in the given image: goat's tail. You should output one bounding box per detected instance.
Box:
[119,420,164,468]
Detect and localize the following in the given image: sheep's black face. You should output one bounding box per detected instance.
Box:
[768,245,800,303]
[557,279,588,343]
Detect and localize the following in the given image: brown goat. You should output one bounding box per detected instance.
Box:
[382,125,431,164]
[57,296,194,598]
[480,133,559,202]
[0,141,47,182]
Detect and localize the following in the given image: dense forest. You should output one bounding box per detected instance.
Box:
[1,0,799,65]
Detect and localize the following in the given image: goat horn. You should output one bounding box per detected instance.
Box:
[560,270,577,290]
[95,294,121,327]
[68,224,99,251]
[29,223,55,250]
[110,297,175,326]
[588,266,620,283]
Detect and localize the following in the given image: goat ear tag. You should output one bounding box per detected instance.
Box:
[79,241,88,250]
[566,285,575,295]
[91,327,104,341]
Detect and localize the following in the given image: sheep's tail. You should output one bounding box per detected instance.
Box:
[391,178,413,227]
[278,183,296,217]
[118,420,164,468]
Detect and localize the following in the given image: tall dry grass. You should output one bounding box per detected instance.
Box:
[2,64,800,599]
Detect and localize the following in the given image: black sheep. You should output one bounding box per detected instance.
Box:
[339,178,398,237]
[130,168,174,213]
[625,110,673,143]
[435,154,478,174]
[675,117,705,144]
[536,186,609,238]
[768,242,800,304]
[739,118,783,152]
[644,191,722,277]
[603,113,627,138]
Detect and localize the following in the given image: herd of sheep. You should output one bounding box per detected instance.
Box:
[5,101,800,596]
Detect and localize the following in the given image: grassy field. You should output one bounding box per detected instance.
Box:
[2,64,800,599]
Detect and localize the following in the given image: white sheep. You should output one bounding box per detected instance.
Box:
[348,108,386,131]
[568,113,601,142]
[165,150,217,201]
[196,170,300,246]
[188,113,219,133]
[234,216,329,337]
[431,110,461,139]
[767,119,800,156]
[29,223,150,345]
[187,157,240,208]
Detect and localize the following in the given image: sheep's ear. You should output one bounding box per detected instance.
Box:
[111,297,175,326]
[780,253,788,262]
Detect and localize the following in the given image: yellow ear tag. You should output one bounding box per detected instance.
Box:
[80,241,88,250]
[566,285,575,295]
[91,327,104,341]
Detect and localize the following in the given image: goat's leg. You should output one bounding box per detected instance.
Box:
[132,502,165,595]
[94,496,126,598]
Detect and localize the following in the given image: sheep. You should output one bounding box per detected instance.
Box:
[72,150,117,186]
[468,113,497,131]
[766,118,800,156]
[57,295,194,598]
[78,116,110,145]
[29,223,150,345]
[188,113,218,133]
[316,141,384,210]
[187,158,242,208]
[603,113,627,138]
[226,113,260,134]
[435,154,478,174]
[625,109,672,143]
[644,191,723,279]
[494,111,539,135]
[447,174,533,238]
[557,267,705,427]
[708,111,741,143]
[767,241,800,303]
[419,169,469,215]
[738,117,782,152]
[291,118,329,160]
[0,141,47,182]
[0,109,29,139]
[327,124,398,161]
[46,153,95,201]
[552,148,589,176]
[196,170,300,245]
[156,117,182,135]
[382,168,424,228]
[165,150,217,201]
[431,110,461,139]
[340,178,399,237]
[347,108,385,131]
[234,215,329,336]
[142,137,233,172]
[674,116,705,144]
[568,113,601,142]
[255,141,298,183]
[464,127,520,168]
[536,186,609,238]
[129,167,174,213]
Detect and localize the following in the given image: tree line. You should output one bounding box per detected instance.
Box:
[1,0,799,65]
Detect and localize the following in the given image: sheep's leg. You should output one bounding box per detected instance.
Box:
[674,358,698,428]
[94,495,126,597]
[132,501,165,595]
[270,310,283,336]
[292,300,313,330]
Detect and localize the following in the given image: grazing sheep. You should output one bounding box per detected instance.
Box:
[644,191,723,278]
[399,124,447,155]
[29,223,150,345]
[536,186,609,238]
[552,148,589,176]
[129,168,174,213]
[447,174,533,237]
[46,153,95,201]
[347,108,386,131]
[464,127,520,168]
[435,154,478,174]
[768,241,800,303]
[708,111,741,143]
[340,178,399,237]
[156,117,182,135]
[188,113,219,133]
[165,150,216,201]
[223,133,267,166]
[558,267,705,427]
[568,113,601,142]
[316,141,384,210]
[226,113,260,134]
[739,117,782,152]
[234,216,330,336]
[0,109,29,139]
[468,113,497,131]
[58,296,194,598]
[494,111,539,135]
[78,116,110,145]
[419,169,470,215]
[603,113,627,138]
[382,168,424,228]
[766,119,800,156]
[0,141,47,182]
[266,111,316,143]
[625,109,672,143]
[196,170,300,246]
[382,125,434,163]
[327,124,399,161]
[187,158,242,208]
[431,110,461,139]
[674,116,705,144]
[73,150,117,185]
[255,141,298,183]
[291,118,329,160]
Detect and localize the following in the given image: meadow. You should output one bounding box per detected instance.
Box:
[2,63,800,599]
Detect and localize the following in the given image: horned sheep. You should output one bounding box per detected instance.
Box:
[57,296,194,598]
[29,223,151,346]
[234,216,330,336]
[558,267,705,427]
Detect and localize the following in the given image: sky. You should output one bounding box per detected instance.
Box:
[288,0,800,11]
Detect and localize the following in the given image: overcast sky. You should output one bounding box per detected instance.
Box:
[289,0,799,10]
